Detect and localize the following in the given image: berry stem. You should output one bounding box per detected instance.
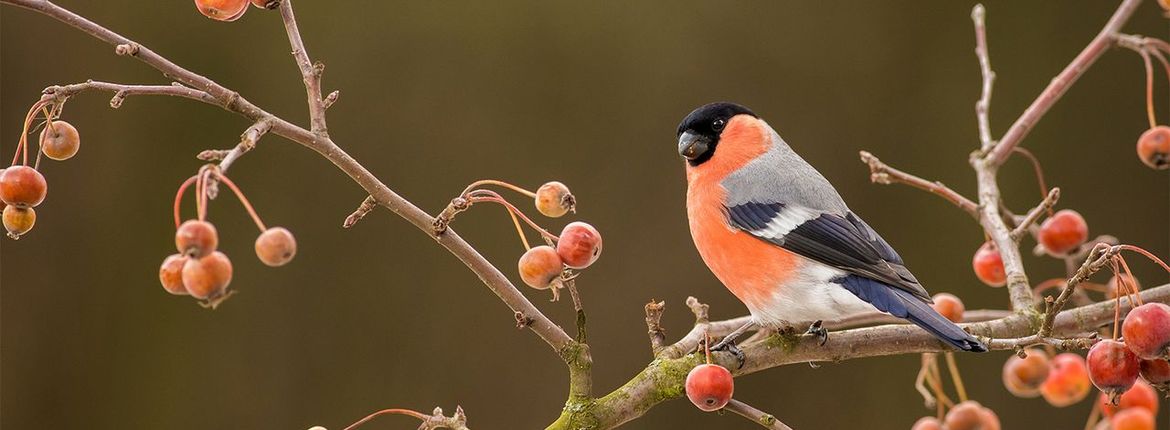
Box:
[1115,255,1143,305]
[1149,48,1170,124]
[341,408,430,430]
[943,352,968,403]
[466,192,558,243]
[1010,147,1053,217]
[1141,48,1157,129]
[460,179,537,199]
[1117,244,1170,274]
[11,99,50,166]
[1083,400,1101,430]
[212,170,268,232]
[468,189,530,250]
[173,175,198,228]
[704,331,712,365]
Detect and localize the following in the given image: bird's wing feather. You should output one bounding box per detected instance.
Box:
[725,201,932,302]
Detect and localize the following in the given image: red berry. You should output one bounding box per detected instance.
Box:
[517,245,563,289]
[556,221,602,269]
[1139,359,1170,388]
[255,227,296,267]
[684,363,733,412]
[1122,303,1170,360]
[1087,339,1141,404]
[194,0,248,21]
[159,254,189,295]
[1041,353,1092,407]
[250,0,279,8]
[175,220,219,258]
[39,120,80,161]
[1111,408,1155,430]
[0,166,47,208]
[1100,379,1159,418]
[1038,209,1088,255]
[972,242,1006,287]
[910,417,942,430]
[930,292,965,323]
[534,181,574,218]
[2,205,36,239]
[943,401,999,430]
[1136,126,1170,170]
[181,251,233,300]
[1003,349,1050,398]
[1107,274,1142,300]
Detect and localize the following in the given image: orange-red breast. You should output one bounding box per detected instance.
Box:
[679,102,985,352]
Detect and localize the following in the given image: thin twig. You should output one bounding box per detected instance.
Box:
[278,0,328,134]
[858,151,979,220]
[1010,187,1059,240]
[972,4,996,151]
[343,196,378,228]
[645,300,667,355]
[723,399,793,430]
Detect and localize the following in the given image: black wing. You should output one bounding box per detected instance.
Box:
[726,201,931,302]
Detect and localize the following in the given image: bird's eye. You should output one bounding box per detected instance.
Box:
[712,119,726,131]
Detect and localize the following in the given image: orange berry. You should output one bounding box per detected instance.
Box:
[175,220,219,258]
[255,227,296,267]
[39,120,80,161]
[194,0,248,21]
[181,251,233,300]
[1136,126,1170,170]
[1106,273,1142,299]
[159,254,189,295]
[534,181,575,218]
[1041,353,1092,407]
[556,221,602,269]
[1003,349,1050,398]
[1111,408,1155,430]
[684,363,733,412]
[1038,209,1089,255]
[0,166,47,208]
[1100,379,1159,418]
[910,417,942,430]
[943,401,998,430]
[930,292,965,323]
[1087,340,1141,404]
[972,242,1006,287]
[518,245,563,289]
[2,205,36,238]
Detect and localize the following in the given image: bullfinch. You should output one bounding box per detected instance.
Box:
[678,102,987,353]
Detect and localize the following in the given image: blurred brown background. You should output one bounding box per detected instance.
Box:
[2,1,1168,429]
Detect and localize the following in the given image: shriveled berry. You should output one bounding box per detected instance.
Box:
[1041,353,1092,407]
[972,242,1006,287]
[910,417,942,430]
[1003,349,1050,398]
[1136,126,1170,170]
[181,251,232,300]
[0,166,47,208]
[159,254,189,295]
[684,363,733,412]
[556,221,602,269]
[175,220,219,258]
[518,246,563,289]
[1100,379,1159,418]
[2,205,35,238]
[534,181,575,218]
[1122,303,1170,360]
[1087,339,1141,404]
[1139,359,1170,389]
[255,227,296,267]
[1111,408,1155,430]
[250,0,279,8]
[195,0,248,21]
[931,292,965,323]
[39,120,80,161]
[1107,273,1142,300]
[1038,209,1088,255]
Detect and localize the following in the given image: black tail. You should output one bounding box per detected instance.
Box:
[836,275,987,352]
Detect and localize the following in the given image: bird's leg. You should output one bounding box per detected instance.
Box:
[804,320,828,346]
[709,321,755,369]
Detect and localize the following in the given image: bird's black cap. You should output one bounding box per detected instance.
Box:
[677,102,757,165]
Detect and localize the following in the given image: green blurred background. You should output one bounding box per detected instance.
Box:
[2,1,1168,429]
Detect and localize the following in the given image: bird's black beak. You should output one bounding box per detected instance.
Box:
[678,131,710,161]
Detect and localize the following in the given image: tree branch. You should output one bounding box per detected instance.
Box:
[724,399,793,430]
[1010,187,1059,241]
[278,0,328,134]
[972,4,996,151]
[858,151,979,220]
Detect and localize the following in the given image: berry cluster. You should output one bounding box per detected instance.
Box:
[194,0,278,22]
[2,99,81,239]
[913,293,1002,429]
[159,166,296,308]
[438,180,601,301]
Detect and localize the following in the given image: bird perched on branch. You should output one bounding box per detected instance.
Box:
[677,102,987,357]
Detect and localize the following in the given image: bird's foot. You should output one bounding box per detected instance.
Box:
[708,337,746,369]
[805,320,828,346]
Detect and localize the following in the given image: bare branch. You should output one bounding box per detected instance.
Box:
[972,4,996,151]
[333,405,469,430]
[1010,187,1060,241]
[724,399,793,430]
[858,151,979,220]
[42,80,215,108]
[645,300,667,355]
[1039,244,1119,337]
[343,195,378,228]
[278,0,328,134]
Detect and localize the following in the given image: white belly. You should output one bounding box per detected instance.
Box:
[746,261,878,327]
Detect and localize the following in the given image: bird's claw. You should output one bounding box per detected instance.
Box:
[805,320,828,346]
[709,337,746,369]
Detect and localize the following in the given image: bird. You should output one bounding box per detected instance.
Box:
[677,101,987,354]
